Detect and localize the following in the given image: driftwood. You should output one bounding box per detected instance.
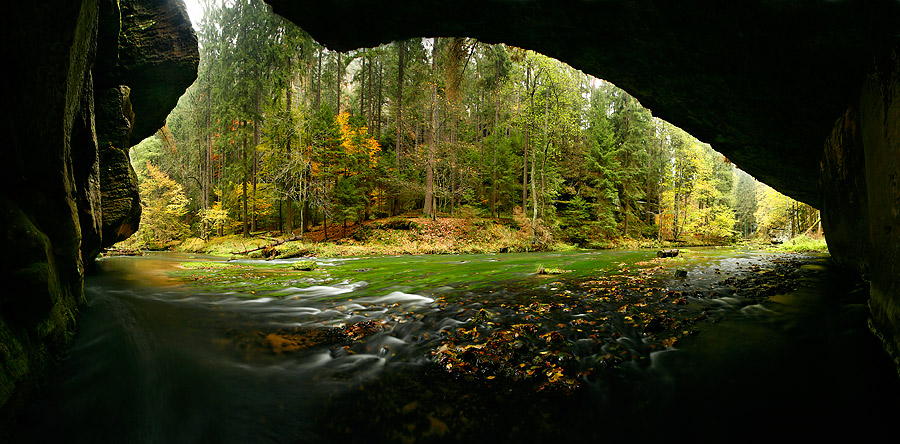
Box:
[657,249,679,258]
[102,248,143,257]
[230,235,304,255]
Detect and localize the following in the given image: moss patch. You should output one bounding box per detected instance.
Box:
[768,234,829,253]
[290,260,317,271]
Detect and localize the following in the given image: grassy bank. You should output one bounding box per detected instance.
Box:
[767,234,829,253]
[175,215,577,259]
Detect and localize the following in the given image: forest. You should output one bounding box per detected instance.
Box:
[121,0,821,253]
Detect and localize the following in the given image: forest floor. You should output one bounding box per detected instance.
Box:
[173,213,567,258]
[127,213,825,259]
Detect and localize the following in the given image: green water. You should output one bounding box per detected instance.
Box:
[177,248,721,297]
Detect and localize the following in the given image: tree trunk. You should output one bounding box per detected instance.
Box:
[242,136,249,237]
[315,47,322,111]
[673,169,681,241]
[623,111,630,237]
[376,60,383,140]
[492,58,499,217]
[394,41,405,215]
[646,133,653,224]
[198,112,206,237]
[367,53,374,130]
[252,88,261,233]
[522,63,530,212]
[530,89,538,236]
[424,39,437,219]
[285,83,294,235]
[479,91,484,164]
[202,71,212,239]
[303,178,311,233]
[298,166,305,236]
[451,119,457,214]
[541,87,549,219]
[335,52,341,113]
[359,52,366,118]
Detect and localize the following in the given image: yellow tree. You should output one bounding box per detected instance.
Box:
[134,162,190,248]
[754,183,791,239]
[333,111,381,225]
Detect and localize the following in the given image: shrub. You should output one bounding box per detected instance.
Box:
[382,218,419,230]
[771,234,828,253]
[456,205,480,220]
[179,237,206,253]
[351,225,375,241]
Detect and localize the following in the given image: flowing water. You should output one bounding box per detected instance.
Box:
[11,249,900,442]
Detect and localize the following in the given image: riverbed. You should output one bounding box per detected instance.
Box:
[11,249,899,442]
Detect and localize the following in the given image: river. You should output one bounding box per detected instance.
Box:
[11,249,899,442]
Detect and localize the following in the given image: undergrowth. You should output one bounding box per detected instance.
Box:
[769,234,828,253]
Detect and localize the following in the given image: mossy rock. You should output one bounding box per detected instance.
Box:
[181,261,231,269]
[274,243,314,259]
[382,219,419,230]
[290,260,317,271]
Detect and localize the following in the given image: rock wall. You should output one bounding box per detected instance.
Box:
[821,48,900,371]
[0,0,197,434]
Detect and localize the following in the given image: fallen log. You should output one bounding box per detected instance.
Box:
[101,248,143,257]
[230,235,304,255]
[657,249,679,258]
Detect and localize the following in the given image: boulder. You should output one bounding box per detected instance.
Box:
[657,249,679,258]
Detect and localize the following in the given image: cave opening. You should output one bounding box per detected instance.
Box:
[3,0,900,441]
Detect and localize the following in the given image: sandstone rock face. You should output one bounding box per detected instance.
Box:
[116,0,202,143]
[264,0,900,370]
[1,1,98,431]
[0,0,197,434]
[96,86,141,251]
[74,72,105,267]
[822,50,900,371]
